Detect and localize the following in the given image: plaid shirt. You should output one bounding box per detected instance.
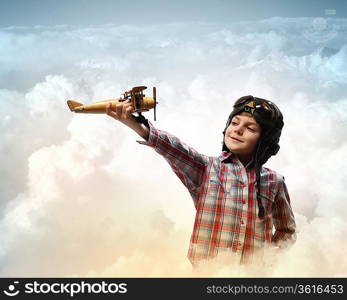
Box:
[137,123,296,265]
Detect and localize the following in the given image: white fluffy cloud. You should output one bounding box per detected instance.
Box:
[1,18,347,277]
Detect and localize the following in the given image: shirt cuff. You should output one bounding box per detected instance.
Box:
[136,121,158,147]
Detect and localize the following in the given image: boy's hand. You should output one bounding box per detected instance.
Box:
[106,99,150,141]
[106,100,136,127]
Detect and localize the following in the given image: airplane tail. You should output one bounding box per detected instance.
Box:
[67,100,83,112]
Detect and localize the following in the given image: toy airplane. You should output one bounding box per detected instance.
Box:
[67,86,157,120]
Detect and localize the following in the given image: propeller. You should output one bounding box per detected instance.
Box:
[153,86,157,121]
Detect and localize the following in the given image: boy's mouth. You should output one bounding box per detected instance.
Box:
[229,136,243,143]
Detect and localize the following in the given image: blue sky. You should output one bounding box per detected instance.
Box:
[0,0,345,27]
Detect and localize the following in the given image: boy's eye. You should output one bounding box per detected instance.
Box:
[231,122,238,125]
[248,127,255,132]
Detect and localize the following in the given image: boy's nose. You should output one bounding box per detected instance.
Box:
[234,127,243,135]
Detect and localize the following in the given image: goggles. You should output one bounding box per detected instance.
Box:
[233,96,275,121]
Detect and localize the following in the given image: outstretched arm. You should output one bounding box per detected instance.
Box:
[105,99,209,206]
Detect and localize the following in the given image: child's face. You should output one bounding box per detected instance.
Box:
[224,112,261,156]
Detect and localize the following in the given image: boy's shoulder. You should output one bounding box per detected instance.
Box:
[261,166,285,184]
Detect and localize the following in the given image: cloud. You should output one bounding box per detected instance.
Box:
[1,19,347,277]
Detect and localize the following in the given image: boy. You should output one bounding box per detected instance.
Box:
[106,95,296,266]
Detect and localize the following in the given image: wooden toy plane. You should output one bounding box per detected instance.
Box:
[67,86,157,120]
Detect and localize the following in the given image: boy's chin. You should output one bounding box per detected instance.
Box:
[225,144,240,153]
[225,146,250,156]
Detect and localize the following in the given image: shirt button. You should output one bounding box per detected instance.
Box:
[242,200,246,204]
[240,220,244,224]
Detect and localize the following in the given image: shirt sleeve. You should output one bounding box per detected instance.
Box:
[271,177,297,248]
[136,122,209,201]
